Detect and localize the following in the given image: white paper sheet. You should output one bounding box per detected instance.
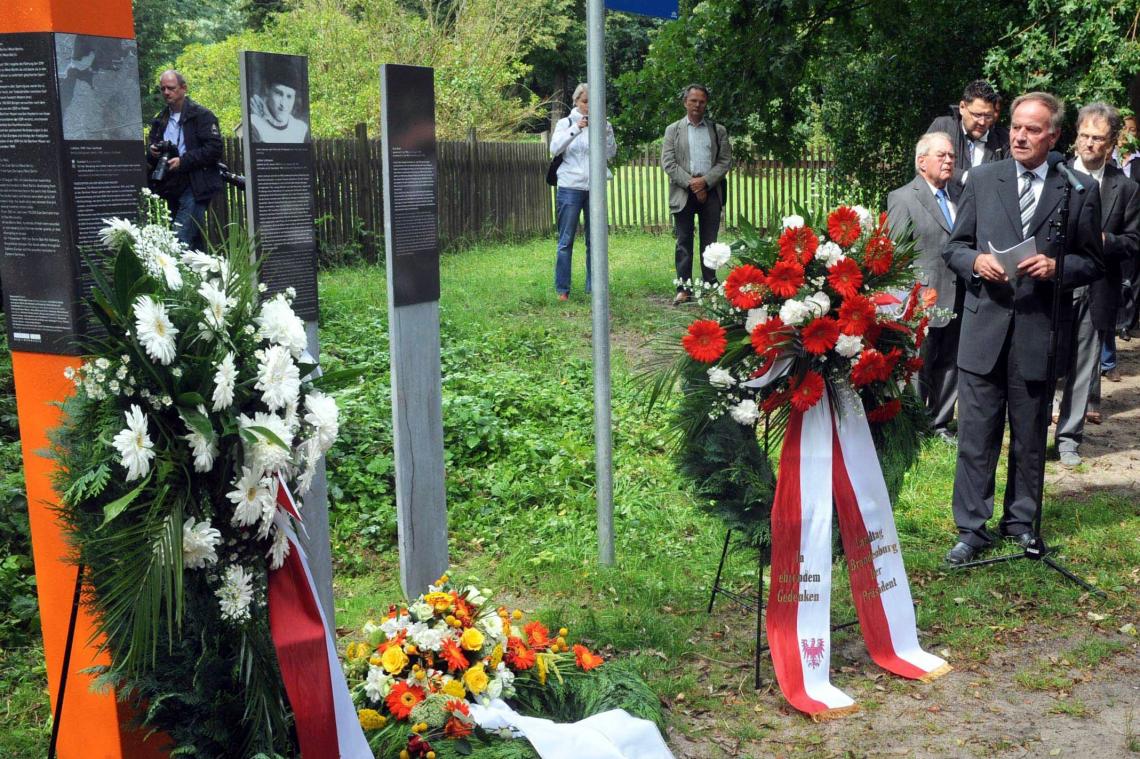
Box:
[988,238,1037,283]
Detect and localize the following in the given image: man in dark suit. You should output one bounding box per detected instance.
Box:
[942,92,1104,565]
[887,132,963,440]
[1055,103,1140,466]
[928,80,1010,187]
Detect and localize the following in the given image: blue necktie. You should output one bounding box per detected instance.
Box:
[935,188,953,228]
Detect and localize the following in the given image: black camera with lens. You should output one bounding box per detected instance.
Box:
[149,140,179,183]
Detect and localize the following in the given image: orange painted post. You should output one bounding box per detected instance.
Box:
[2,2,166,757]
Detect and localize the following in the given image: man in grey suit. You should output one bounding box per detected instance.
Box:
[888,132,963,440]
[928,79,1010,187]
[942,92,1104,565]
[661,84,733,305]
[1055,103,1140,465]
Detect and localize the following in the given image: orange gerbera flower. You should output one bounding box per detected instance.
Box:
[440,637,468,672]
[444,716,473,738]
[766,259,805,298]
[524,621,552,651]
[505,636,536,670]
[789,371,825,411]
[386,682,425,721]
[863,235,894,275]
[866,398,902,423]
[837,294,877,336]
[800,317,839,355]
[724,265,768,309]
[573,644,604,671]
[828,206,862,247]
[826,257,864,299]
[777,225,819,265]
[682,320,728,364]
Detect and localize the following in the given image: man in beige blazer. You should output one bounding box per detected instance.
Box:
[661,84,733,305]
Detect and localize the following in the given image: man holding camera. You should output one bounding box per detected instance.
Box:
[147,70,223,250]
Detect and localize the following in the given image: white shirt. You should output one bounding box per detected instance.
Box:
[163,110,186,155]
[1073,157,1105,187]
[549,108,617,191]
[1014,159,1048,206]
[686,118,713,177]
[963,124,988,168]
[925,179,956,223]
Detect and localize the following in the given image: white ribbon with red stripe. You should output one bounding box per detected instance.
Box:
[766,388,950,719]
[268,476,373,758]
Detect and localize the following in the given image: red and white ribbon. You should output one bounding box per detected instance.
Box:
[766,388,950,719]
[268,477,372,758]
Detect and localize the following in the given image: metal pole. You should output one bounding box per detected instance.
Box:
[587,0,614,566]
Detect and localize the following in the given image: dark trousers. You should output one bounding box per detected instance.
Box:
[918,318,960,432]
[952,324,1047,548]
[673,190,721,292]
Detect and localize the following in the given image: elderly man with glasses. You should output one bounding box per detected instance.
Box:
[927,80,1011,187]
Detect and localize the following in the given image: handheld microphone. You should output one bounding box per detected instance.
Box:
[1048,151,1086,193]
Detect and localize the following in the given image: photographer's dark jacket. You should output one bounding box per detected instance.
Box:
[147,97,224,202]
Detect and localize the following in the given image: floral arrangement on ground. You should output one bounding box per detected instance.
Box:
[341,573,664,758]
[650,207,939,545]
[50,194,355,756]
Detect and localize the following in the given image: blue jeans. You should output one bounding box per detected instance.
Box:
[554,187,590,295]
[171,185,209,251]
[1100,329,1117,372]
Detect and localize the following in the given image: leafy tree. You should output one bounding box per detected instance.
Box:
[174,0,571,139]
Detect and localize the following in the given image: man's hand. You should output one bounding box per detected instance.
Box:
[167,156,181,172]
[149,143,161,157]
[695,189,708,204]
[972,253,1008,282]
[689,175,708,193]
[1017,253,1056,280]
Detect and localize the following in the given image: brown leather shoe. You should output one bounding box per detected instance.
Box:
[672,291,691,306]
[1103,368,1122,382]
[1085,410,1102,425]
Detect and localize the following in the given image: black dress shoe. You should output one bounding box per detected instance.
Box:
[945,542,978,566]
[1002,531,1037,550]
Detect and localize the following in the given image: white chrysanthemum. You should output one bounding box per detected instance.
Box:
[99,217,140,250]
[256,294,307,357]
[216,564,255,623]
[211,352,236,411]
[852,205,874,231]
[779,298,812,326]
[267,526,290,570]
[255,345,301,411]
[701,242,733,270]
[805,291,831,317]
[381,614,412,639]
[227,466,274,528]
[707,366,736,388]
[744,308,769,334]
[477,613,505,644]
[135,224,186,282]
[816,241,846,266]
[729,399,760,426]
[410,624,449,653]
[181,424,217,473]
[364,666,394,702]
[303,392,339,453]
[180,250,221,276]
[182,517,221,569]
[111,404,154,480]
[835,333,864,358]
[239,412,294,475]
[782,214,805,230]
[132,296,178,365]
[199,280,232,331]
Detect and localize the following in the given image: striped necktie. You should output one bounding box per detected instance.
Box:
[1019,170,1036,237]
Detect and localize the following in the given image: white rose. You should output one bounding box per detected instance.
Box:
[835,333,863,358]
[729,399,760,426]
[779,299,812,326]
[701,242,733,270]
[744,308,769,334]
[782,214,805,230]
[816,241,845,266]
[707,366,736,387]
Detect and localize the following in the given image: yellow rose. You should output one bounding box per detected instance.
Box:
[358,709,386,730]
[425,592,452,612]
[442,678,466,699]
[381,644,409,675]
[460,627,485,652]
[463,662,489,694]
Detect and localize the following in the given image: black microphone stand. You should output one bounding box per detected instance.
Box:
[955,167,1105,597]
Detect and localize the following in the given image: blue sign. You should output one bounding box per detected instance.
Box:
[605,0,678,19]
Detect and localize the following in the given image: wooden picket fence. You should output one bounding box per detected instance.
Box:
[205,125,837,260]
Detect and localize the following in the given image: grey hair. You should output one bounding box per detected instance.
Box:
[1010,91,1065,133]
[681,83,710,102]
[915,131,954,172]
[571,83,588,106]
[159,69,186,87]
[1076,102,1123,142]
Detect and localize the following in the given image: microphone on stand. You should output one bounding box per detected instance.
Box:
[1048,151,1087,193]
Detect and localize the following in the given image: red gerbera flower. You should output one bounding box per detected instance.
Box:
[777,225,819,265]
[906,356,925,373]
[837,294,877,335]
[573,644,605,671]
[789,371,825,411]
[915,316,930,349]
[884,347,903,373]
[724,264,768,309]
[866,398,902,423]
[444,716,473,738]
[387,682,426,721]
[901,282,924,321]
[440,637,468,672]
[800,316,840,355]
[851,348,890,387]
[682,320,727,363]
[766,259,805,298]
[750,316,788,356]
[505,636,536,670]
[760,389,792,414]
[826,257,864,299]
[524,621,552,651]
[864,235,894,275]
[828,206,862,247]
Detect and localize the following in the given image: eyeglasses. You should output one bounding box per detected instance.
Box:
[1076,133,1110,145]
[964,109,995,122]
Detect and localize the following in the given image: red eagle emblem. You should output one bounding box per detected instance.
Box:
[801,637,826,669]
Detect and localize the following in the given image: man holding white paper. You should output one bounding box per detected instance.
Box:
[941,92,1104,566]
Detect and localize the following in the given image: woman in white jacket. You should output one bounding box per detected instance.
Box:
[549,83,617,300]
